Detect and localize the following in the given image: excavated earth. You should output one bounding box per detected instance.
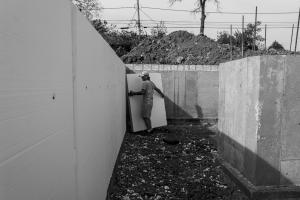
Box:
[108,123,249,200]
[121,30,290,65]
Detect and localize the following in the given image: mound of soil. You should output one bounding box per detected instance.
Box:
[121,31,290,65]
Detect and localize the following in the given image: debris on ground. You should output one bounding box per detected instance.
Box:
[108,124,249,200]
[163,134,180,145]
[122,31,291,65]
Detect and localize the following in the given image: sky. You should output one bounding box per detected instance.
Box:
[94,0,300,49]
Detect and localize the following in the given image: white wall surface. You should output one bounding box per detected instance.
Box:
[0,0,126,199]
[73,7,126,200]
[0,0,76,199]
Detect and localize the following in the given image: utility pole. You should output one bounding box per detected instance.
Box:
[242,15,244,57]
[265,24,267,50]
[294,8,300,54]
[230,24,233,60]
[253,6,258,51]
[290,24,294,52]
[137,0,142,37]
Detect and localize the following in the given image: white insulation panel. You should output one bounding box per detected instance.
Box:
[127,73,167,132]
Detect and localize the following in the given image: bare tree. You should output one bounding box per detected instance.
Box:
[169,0,219,35]
[72,0,101,20]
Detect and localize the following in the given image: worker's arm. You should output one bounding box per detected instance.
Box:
[129,81,147,96]
[128,89,145,96]
[154,87,164,98]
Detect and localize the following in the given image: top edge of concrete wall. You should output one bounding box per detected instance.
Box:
[125,64,219,72]
[219,55,300,66]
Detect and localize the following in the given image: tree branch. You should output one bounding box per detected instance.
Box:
[169,0,182,6]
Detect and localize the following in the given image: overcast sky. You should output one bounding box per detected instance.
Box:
[96,0,300,49]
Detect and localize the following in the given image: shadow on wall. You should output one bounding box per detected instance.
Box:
[216,128,300,200]
[125,67,300,198]
[195,105,204,119]
[125,67,203,126]
[164,96,201,119]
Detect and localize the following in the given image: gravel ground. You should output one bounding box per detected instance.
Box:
[108,124,249,200]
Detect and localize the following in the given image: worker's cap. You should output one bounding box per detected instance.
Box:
[138,71,149,77]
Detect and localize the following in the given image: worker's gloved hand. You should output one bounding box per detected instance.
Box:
[161,94,165,98]
[128,91,134,96]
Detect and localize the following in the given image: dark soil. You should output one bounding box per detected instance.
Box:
[121,31,291,65]
[108,123,249,200]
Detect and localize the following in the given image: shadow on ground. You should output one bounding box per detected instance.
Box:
[120,67,247,199]
[123,67,300,200]
[107,123,249,200]
[217,129,300,200]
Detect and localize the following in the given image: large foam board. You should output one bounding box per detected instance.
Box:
[0,0,126,199]
[0,0,76,199]
[73,6,126,200]
[127,73,167,132]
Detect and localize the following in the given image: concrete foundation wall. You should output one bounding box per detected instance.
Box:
[219,55,300,188]
[126,64,219,119]
[280,56,300,185]
[0,1,126,199]
[219,57,261,184]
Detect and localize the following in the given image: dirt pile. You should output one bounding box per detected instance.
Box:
[121,30,290,65]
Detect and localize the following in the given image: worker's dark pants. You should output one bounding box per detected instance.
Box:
[142,102,153,131]
[143,117,152,130]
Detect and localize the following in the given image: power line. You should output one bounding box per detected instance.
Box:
[140,9,156,22]
[130,11,137,23]
[103,19,299,24]
[101,7,134,10]
[141,7,299,15]
[141,7,192,12]
[99,6,299,15]
[99,6,299,30]
[100,20,298,28]
[107,22,299,27]
[106,21,298,28]
[119,9,137,29]
[128,10,137,27]
[100,20,297,27]
[116,26,297,29]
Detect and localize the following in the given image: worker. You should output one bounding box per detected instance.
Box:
[128,71,165,133]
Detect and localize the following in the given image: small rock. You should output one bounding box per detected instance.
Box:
[154,195,162,200]
[195,157,202,161]
[203,167,210,172]
[181,187,186,193]
[122,195,130,200]
[163,135,179,145]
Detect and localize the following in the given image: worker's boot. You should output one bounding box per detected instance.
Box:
[146,128,153,133]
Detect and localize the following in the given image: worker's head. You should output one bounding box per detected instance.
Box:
[139,71,150,81]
